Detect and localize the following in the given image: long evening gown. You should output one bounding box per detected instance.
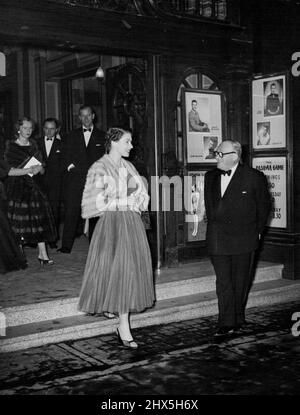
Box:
[0,159,27,273]
[78,155,155,315]
[4,140,57,244]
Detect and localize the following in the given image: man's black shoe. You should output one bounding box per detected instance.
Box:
[57,247,71,254]
[214,327,235,337]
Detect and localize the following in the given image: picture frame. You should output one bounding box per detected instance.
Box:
[185,170,207,242]
[182,88,223,164]
[252,156,287,229]
[251,73,286,150]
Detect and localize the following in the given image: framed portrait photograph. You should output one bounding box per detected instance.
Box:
[263,78,284,117]
[182,89,223,163]
[252,73,286,149]
[185,171,207,242]
[252,156,287,229]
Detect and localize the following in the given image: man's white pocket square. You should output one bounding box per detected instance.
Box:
[242,191,247,194]
[96,144,101,146]
[56,150,61,153]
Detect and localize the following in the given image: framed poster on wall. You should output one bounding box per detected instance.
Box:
[252,156,287,229]
[182,89,223,163]
[185,171,207,241]
[252,73,286,150]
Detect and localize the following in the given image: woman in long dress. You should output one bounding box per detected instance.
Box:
[4,117,57,266]
[79,127,155,348]
[0,159,29,273]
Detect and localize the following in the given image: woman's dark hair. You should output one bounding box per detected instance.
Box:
[105,127,130,153]
[14,116,35,139]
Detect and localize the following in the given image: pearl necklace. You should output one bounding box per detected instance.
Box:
[16,138,30,146]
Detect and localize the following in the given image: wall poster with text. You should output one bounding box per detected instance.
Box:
[182,89,223,163]
[252,156,287,229]
[252,74,286,150]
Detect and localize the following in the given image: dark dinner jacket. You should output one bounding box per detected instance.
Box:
[60,126,105,248]
[37,136,64,228]
[63,126,105,182]
[204,164,271,256]
[38,136,64,185]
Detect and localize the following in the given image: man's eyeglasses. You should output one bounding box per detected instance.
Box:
[214,151,236,159]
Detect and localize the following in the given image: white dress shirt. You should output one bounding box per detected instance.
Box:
[44,136,54,157]
[83,126,93,147]
[220,163,238,197]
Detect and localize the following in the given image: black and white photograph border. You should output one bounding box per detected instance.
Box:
[0,0,300,403]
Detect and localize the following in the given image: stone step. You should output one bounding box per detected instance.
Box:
[2,261,283,328]
[1,277,298,353]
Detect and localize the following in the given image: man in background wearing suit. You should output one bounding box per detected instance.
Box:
[265,83,281,116]
[58,105,105,253]
[204,140,271,337]
[38,118,63,249]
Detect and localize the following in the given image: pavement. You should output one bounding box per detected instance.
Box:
[0,235,89,308]
[0,233,299,401]
[0,299,299,396]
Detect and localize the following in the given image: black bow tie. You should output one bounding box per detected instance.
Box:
[83,128,92,133]
[219,169,232,176]
[46,137,53,141]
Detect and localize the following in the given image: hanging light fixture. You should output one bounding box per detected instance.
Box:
[95,66,104,78]
[95,54,104,79]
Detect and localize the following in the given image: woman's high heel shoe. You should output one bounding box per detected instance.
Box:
[38,258,54,267]
[116,328,138,349]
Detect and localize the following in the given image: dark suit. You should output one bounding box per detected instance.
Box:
[204,164,271,328]
[37,136,64,237]
[188,110,210,132]
[265,93,281,115]
[61,126,105,250]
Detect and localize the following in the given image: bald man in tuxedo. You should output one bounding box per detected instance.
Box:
[204,140,271,337]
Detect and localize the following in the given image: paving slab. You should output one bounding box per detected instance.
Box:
[0,237,88,308]
[0,300,299,395]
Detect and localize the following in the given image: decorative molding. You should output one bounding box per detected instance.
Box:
[61,0,144,15]
[148,0,228,21]
[47,0,230,22]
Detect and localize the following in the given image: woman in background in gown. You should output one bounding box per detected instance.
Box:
[4,117,57,266]
[0,158,29,273]
[79,127,155,349]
